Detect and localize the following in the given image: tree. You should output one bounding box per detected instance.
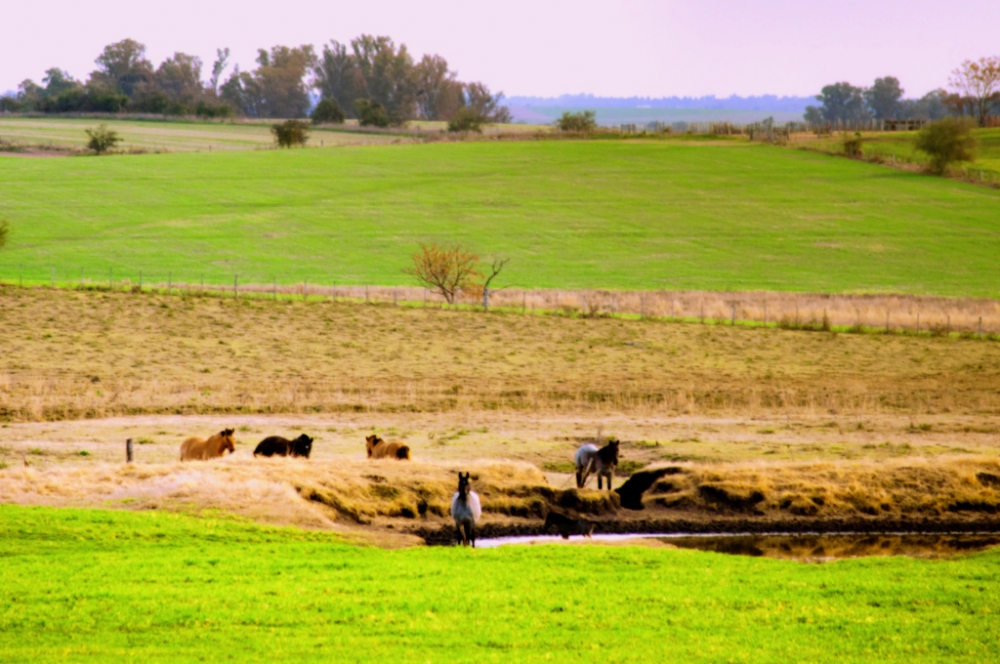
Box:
[350,35,417,125]
[864,76,903,120]
[311,97,345,124]
[463,82,511,123]
[914,117,978,175]
[557,110,597,132]
[413,54,464,121]
[42,69,79,97]
[314,40,367,118]
[447,106,484,133]
[479,256,509,310]
[221,45,316,118]
[85,124,121,154]
[271,119,310,148]
[153,53,204,109]
[208,48,230,94]
[814,82,868,124]
[354,98,390,127]
[899,89,951,121]
[407,244,482,304]
[89,39,153,97]
[949,56,1000,127]
[803,105,824,125]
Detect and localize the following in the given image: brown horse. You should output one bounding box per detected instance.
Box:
[180,429,236,461]
[365,435,411,460]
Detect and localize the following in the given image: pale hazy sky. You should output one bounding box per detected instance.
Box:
[2,0,998,99]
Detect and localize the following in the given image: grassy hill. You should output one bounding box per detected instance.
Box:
[1,140,999,296]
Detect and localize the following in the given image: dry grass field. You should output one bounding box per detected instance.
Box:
[3,285,1000,537]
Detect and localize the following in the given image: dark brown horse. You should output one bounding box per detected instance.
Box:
[180,429,235,461]
[574,439,620,490]
[544,511,595,539]
[365,435,411,460]
[254,434,313,458]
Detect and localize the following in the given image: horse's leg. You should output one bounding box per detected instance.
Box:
[456,525,465,546]
[469,522,476,549]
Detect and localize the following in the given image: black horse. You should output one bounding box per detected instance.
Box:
[253,434,314,458]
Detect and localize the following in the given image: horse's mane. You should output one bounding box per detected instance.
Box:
[597,439,619,464]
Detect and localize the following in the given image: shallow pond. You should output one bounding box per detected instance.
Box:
[476,532,1000,561]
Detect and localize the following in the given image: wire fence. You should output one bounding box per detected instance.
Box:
[3,267,999,338]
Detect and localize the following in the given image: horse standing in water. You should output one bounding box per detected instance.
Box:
[180,429,236,461]
[574,439,620,490]
[450,472,482,547]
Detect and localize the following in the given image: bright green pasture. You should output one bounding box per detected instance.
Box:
[0,117,399,152]
[1,140,1000,295]
[1,506,998,662]
[806,128,1000,179]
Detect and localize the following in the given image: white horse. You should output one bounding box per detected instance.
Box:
[574,439,620,489]
[450,472,482,547]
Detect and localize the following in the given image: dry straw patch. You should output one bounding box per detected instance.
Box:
[2,286,1000,423]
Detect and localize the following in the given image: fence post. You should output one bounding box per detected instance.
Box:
[274,277,277,301]
[109,267,112,290]
[979,317,983,338]
[168,271,172,295]
[522,291,526,314]
[916,313,919,332]
[394,286,398,306]
[19,265,22,288]
[482,287,489,311]
[947,315,950,336]
[731,303,735,326]
[304,280,308,302]
[51,266,54,287]
[201,275,204,292]
[126,438,134,463]
[365,285,369,302]
[671,300,675,319]
[885,311,889,333]
[640,294,645,319]
[763,301,767,325]
[234,275,238,299]
[700,301,705,323]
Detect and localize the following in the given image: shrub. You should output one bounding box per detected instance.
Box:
[311,98,345,125]
[447,107,484,133]
[843,133,864,157]
[85,124,121,154]
[0,219,8,250]
[914,117,978,175]
[196,101,233,119]
[354,99,390,128]
[406,244,481,304]
[557,110,597,132]
[271,120,310,148]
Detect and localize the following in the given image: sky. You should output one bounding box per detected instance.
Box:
[2,0,998,99]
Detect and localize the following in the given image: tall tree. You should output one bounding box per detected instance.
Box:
[864,76,903,120]
[413,54,464,121]
[350,35,417,125]
[815,82,868,124]
[221,45,315,118]
[154,53,204,107]
[89,39,153,97]
[949,56,1000,126]
[314,40,366,118]
[42,69,78,97]
[208,48,230,95]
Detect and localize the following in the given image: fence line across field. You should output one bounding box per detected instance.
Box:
[3,268,999,337]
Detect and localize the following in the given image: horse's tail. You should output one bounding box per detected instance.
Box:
[396,445,411,460]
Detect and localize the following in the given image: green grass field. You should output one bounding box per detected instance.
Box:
[1,506,997,662]
[2,139,1000,296]
[0,117,402,152]
[805,128,1000,179]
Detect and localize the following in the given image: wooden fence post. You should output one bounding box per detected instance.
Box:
[126,438,134,463]
[109,267,112,290]
[731,303,736,326]
[234,275,238,299]
[168,271,172,295]
[980,317,983,338]
[304,280,308,302]
[273,277,277,300]
[138,270,142,290]
[763,301,767,325]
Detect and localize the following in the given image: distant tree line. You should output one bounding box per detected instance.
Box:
[0,36,510,126]
[804,56,1000,127]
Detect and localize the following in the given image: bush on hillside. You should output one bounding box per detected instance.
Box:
[557,110,597,132]
[354,99,390,128]
[914,117,978,175]
[447,107,484,133]
[0,219,9,250]
[271,119,310,148]
[311,98,345,125]
[85,124,121,154]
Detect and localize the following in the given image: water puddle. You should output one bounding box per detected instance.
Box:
[476,532,1000,561]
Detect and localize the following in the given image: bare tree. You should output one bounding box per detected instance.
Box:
[480,256,509,310]
[949,56,1000,127]
[407,244,481,304]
